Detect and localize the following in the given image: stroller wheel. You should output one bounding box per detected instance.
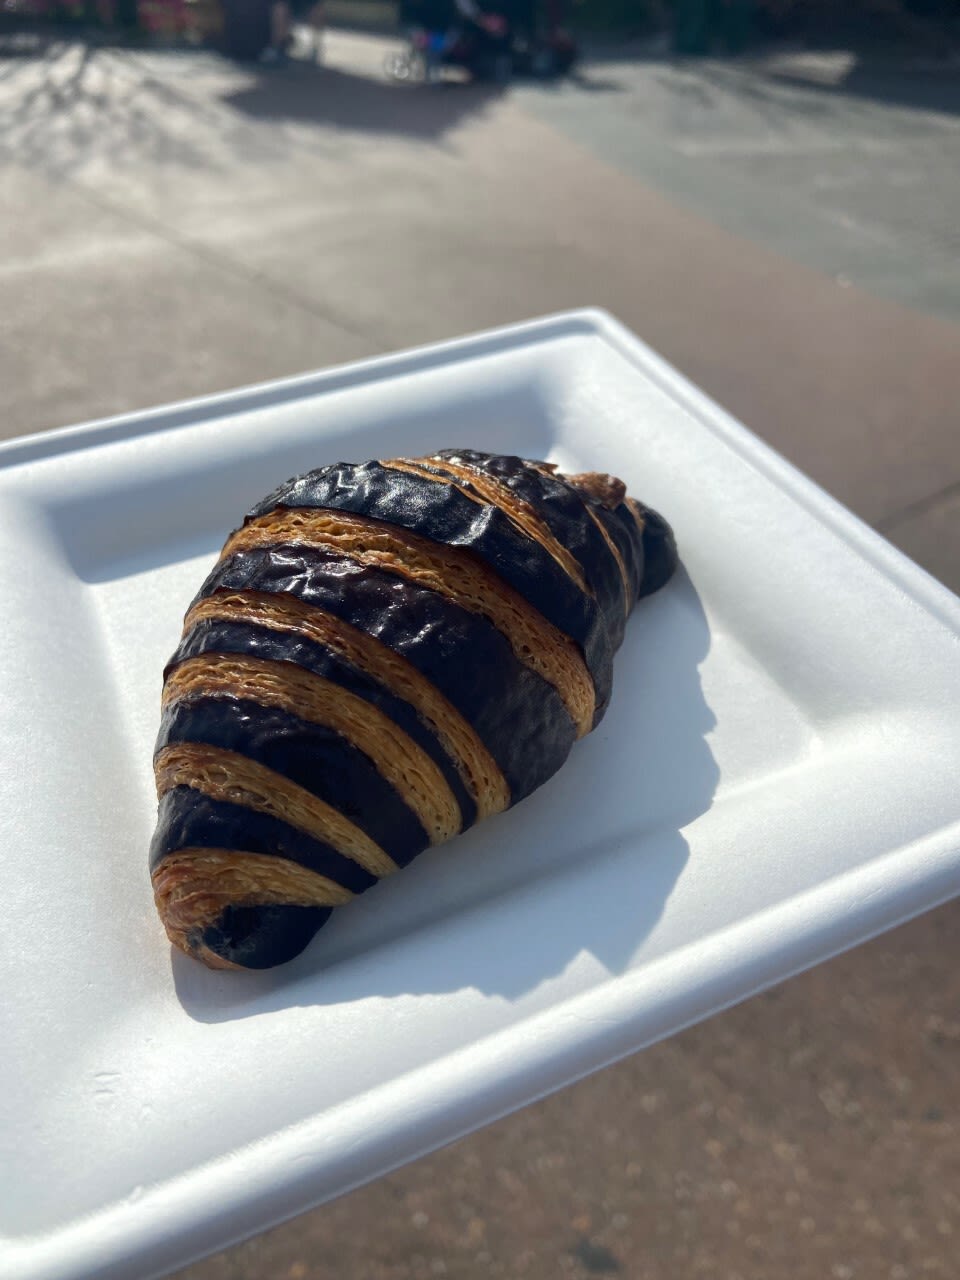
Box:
[384,50,418,82]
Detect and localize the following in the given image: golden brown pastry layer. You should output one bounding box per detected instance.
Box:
[163,652,463,846]
[382,456,593,596]
[155,741,399,879]
[221,507,596,737]
[153,848,353,969]
[182,590,511,821]
[583,505,631,619]
[624,497,647,536]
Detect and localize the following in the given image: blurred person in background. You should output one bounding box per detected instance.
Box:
[673,0,752,54]
[260,0,325,63]
[397,0,509,79]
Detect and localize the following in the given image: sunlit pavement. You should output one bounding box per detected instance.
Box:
[1,26,958,1279]
[515,45,960,323]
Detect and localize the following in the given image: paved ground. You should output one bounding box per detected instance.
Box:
[517,45,960,324]
[1,26,958,1280]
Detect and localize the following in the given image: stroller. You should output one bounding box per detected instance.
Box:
[386,0,511,83]
[385,0,577,84]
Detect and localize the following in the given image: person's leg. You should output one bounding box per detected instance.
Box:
[419,30,440,84]
[260,0,291,60]
[306,0,325,62]
[673,0,710,54]
[272,0,292,48]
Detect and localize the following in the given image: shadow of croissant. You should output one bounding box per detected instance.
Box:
[173,566,718,1022]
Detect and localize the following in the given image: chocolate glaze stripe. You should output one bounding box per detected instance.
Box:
[582,505,631,620]
[624,497,646,535]
[170,616,478,831]
[605,501,641,598]
[155,742,399,879]
[149,786,380,892]
[183,591,507,822]
[631,503,680,600]
[437,450,634,657]
[159,697,431,868]
[163,653,462,846]
[152,848,351,969]
[198,904,332,971]
[244,460,613,717]
[222,509,596,737]
[194,547,579,803]
[589,501,644,605]
[528,463,645,608]
[382,456,592,597]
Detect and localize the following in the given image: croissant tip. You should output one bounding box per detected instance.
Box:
[637,506,679,599]
[184,904,333,970]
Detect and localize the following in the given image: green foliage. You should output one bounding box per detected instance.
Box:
[572,0,660,33]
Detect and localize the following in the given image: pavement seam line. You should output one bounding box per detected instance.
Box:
[876,479,960,534]
[61,171,382,350]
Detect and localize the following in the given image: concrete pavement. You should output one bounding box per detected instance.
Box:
[2,32,958,580]
[1,27,957,1280]
[517,46,960,325]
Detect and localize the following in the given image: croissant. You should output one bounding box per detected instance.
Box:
[150,449,677,970]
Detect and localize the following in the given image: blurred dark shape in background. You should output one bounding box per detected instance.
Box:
[672,0,753,55]
[220,0,267,58]
[1,0,957,58]
[0,0,225,45]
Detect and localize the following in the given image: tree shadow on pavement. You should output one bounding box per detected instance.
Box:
[173,569,720,1022]
[222,61,506,138]
[572,38,960,120]
[0,37,271,176]
[762,53,960,118]
[0,34,505,180]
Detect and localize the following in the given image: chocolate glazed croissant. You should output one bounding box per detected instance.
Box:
[150,450,677,970]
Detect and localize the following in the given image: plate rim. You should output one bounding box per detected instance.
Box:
[2,309,959,1280]
[3,307,957,633]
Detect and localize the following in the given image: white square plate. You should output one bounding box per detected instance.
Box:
[1,311,958,1280]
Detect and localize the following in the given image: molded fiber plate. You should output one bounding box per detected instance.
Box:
[1,312,958,1280]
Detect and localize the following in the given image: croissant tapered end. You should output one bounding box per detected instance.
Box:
[150,449,677,970]
[564,471,627,511]
[152,846,341,969]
